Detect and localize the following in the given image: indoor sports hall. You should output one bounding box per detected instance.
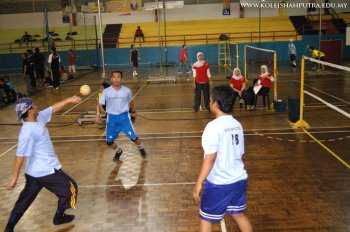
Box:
[0,1,349,231]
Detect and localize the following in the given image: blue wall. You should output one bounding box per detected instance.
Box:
[1,34,349,72]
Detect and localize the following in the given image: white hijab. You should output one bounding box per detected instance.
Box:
[231,68,243,80]
[260,65,270,78]
[193,52,206,67]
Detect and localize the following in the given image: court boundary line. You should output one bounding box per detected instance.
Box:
[0,129,349,141]
[0,145,17,158]
[61,90,100,116]
[302,128,350,169]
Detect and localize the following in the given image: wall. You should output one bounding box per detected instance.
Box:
[1,34,348,73]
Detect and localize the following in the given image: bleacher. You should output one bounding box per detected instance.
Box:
[0,25,99,54]
[117,16,300,48]
[340,13,350,24]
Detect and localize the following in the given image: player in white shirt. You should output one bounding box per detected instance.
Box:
[96,70,146,161]
[193,85,253,232]
[4,96,81,232]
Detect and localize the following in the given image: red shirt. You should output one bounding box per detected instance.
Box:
[230,76,245,90]
[180,48,187,62]
[259,73,273,88]
[193,62,210,83]
[69,53,75,65]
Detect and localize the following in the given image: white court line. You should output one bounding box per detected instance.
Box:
[0,131,350,145]
[220,219,228,232]
[61,90,100,116]
[1,130,350,145]
[0,144,17,158]
[304,83,350,105]
[132,81,147,100]
[304,90,350,118]
[79,182,196,188]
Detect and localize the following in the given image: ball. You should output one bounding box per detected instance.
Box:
[80,85,91,96]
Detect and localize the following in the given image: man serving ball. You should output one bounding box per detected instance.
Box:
[95,71,147,161]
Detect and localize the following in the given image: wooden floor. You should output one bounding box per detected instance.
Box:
[0,63,349,232]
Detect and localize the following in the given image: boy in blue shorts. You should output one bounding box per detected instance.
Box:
[4,95,81,232]
[193,85,253,232]
[96,70,146,161]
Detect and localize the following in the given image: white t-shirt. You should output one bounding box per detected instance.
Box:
[16,107,62,177]
[202,115,247,185]
[99,86,132,115]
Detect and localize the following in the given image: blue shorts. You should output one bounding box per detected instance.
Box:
[200,179,248,223]
[106,112,137,143]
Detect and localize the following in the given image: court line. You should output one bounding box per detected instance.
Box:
[0,182,197,190]
[304,84,350,105]
[0,145,17,158]
[302,128,350,169]
[1,130,350,144]
[304,90,350,118]
[79,182,196,188]
[1,130,349,145]
[61,90,100,116]
[131,81,147,100]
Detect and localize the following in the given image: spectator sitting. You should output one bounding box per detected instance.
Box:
[134,26,145,42]
[59,65,68,82]
[21,31,32,42]
[65,35,73,40]
[229,68,252,110]
[0,77,17,105]
[247,65,274,109]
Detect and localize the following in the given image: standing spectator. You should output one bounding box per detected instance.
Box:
[48,47,61,90]
[33,47,45,88]
[68,49,76,74]
[288,39,297,67]
[22,52,34,96]
[26,49,37,91]
[193,85,253,232]
[133,26,145,42]
[192,52,212,112]
[178,44,191,75]
[130,44,141,77]
[3,96,81,232]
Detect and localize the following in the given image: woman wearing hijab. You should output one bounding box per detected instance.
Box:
[229,68,252,110]
[247,65,274,108]
[192,52,212,112]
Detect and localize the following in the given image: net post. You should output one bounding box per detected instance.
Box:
[244,45,247,80]
[273,51,277,100]
[236,43,239,69]
[292,56,309,128]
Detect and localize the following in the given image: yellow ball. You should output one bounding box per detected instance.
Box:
[80,85,91,96]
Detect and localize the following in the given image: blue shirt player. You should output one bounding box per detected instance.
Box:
[96,70,146,161]
[4,96,81,232]
[193,85,253,232]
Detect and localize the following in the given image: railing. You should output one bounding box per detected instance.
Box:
[0,30,298,54]
[0,39,99,54]
[116,30,299,48]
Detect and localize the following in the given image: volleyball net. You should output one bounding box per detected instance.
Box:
[227,42,239,70]
[292,56,350,128]
[244,45,278,101]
